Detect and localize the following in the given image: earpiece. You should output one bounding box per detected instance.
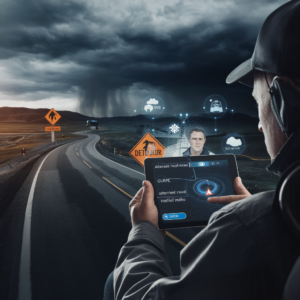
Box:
[265,73,300,137]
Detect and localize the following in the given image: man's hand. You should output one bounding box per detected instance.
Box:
[129,180,166,238]
[207,177,251,204]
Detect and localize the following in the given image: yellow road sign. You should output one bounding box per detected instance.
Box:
[45,108,61,125]
[45,126,61,131]
[129,132,165,167]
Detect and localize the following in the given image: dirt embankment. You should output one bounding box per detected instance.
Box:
[95,136,144,173]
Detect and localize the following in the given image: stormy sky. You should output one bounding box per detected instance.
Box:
[0,0,288,117]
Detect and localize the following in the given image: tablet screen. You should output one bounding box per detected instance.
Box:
[145,155,238,229]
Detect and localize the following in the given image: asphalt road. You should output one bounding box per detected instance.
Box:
[1,134,204,300]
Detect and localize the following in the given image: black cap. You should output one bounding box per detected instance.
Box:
[226,1,300,87]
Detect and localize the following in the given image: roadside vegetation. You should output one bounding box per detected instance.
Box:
[0,123,88,166]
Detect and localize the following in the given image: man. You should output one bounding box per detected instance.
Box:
[182,127,214,156]
[106,2,300,299]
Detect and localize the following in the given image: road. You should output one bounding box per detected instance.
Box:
[0,133,204,300]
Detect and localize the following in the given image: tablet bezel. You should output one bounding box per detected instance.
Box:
[144,154,239,230]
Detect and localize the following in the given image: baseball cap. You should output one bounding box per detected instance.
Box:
[226,1,300,87]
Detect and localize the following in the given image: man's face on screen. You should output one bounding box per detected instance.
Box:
[188,131,206,155]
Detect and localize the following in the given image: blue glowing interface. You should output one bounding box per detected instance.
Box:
[153,160,234,223]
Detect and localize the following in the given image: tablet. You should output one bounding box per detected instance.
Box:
[144,154,238,230]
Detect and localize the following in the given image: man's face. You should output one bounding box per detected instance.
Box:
[252,71,288,159]
[188,131,206,154]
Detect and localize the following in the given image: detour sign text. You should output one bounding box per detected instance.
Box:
[130,132,165,167]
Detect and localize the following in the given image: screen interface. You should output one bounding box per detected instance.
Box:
[153,159,235,224]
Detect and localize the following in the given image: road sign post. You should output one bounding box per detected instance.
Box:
[44,109,61,142]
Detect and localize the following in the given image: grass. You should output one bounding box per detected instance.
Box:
[0,122,108,165]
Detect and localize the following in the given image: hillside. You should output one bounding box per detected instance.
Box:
[0,107,260,136]
[0,107,93,124]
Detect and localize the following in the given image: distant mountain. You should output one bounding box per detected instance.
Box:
[98,111,261,136]
[0,107,94,124]
[0,107,260,136]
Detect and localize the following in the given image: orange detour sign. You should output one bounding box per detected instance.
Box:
[206,188,213,196]
[129,132,165,167]
[45,108,61,125]
[45,126,61,131]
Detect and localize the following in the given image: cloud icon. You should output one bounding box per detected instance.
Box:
[226,137,242,147]
[147,98,159,105]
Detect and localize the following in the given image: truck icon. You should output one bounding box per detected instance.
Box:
[144,104,153,112]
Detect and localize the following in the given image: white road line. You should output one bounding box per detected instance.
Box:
[18,146,61,300]
[92,135,144,176]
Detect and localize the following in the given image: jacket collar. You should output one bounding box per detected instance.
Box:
[267,129,300,176]
[183,147,209,156]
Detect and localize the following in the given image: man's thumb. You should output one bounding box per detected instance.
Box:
[141,180,155,208]
[234,177,251,196]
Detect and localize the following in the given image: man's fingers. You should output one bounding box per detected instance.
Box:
[129,187,143,211]
[207,194,249,204]
[207,178,251,204]
[234,177,251,196]
[134,187,144,200]
[140,180,156,210]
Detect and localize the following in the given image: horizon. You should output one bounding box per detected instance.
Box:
[0,0,288,118]
[0,105,259,120]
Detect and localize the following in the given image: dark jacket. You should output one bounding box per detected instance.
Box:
[182,146,214,156]
[114,130,300,300]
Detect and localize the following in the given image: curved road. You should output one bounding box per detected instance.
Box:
[4,134,204,299]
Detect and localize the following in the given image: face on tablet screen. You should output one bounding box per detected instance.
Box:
[145,155,238,229]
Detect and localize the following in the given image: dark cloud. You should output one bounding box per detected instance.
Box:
[0,0,288,117]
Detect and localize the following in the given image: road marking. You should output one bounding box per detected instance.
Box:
[236,154,270,161]
[18,146,61,300]
[81,134,186,247]
[83,160,92,169]
[77,152,79,156]
[93,136,144,176]
[102,176,186,248]
[166,232,186,247]
[102,177,133,198]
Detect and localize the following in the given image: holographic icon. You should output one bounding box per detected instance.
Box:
[147,98,159,105]
[144,104,153,112]
[226,137,242,147]
[222,133,246,154]
[169,124,180,134]
[203,95,227,118]
[141,96,164,119]
[210,100,223,113]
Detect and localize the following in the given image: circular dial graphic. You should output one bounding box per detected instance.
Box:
[222,133,246,154]
[194,180,218,196]
[203,94,227,118]
[192,177,225,199]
